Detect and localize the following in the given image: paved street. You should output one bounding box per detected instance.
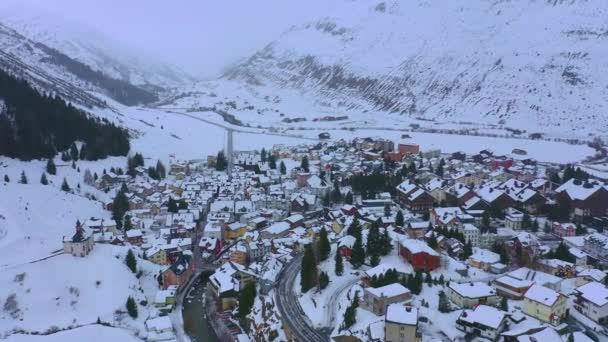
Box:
[275,254,329,342]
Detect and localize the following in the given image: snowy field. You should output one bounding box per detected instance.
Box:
[4,325,142,342]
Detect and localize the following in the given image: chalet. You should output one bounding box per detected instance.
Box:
[456,305,508,341]
[404,188,434,214]
[475,186,514,211]
[504,208,524,230]
[445,183,475,206]
[447,282,499,309]
[555,179,608,220]
[225,222,248,240]
[340,204,358,217]
[523,285,567,325]
[161,253,193,289]
[536,259,576,278]
[468,248,500,271]
[63,224,94,257]
[573,281,608,324]
[126,229,144,246]
[407,221,429,239]
[362,283,411,316]
[285,214,305,228]
[399,239,440,272]
[338,235,356,259]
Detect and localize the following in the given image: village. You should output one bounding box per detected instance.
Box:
[61,136,608,342]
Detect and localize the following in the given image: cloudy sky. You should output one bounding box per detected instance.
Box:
[0,0,342,77]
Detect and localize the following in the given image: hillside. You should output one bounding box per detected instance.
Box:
[223,0,608,136]
[0,69,129,160]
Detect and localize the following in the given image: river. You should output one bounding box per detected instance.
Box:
[182,273,219,342]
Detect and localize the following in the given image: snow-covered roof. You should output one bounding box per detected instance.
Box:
[366,283,410,298]
[126,229,142,238]
[575,281,608,307]
[577,269,606,282]
[555,178,605,201]
[469,248,500,264]
[524,284,561,307]
[399,239,439,256]
[449,282,496,299]
[458,305,506,329]
[385,304,417,325]
[263,222,291,235]
[338,235,357,249]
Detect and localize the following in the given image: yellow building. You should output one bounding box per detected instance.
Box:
[225,222,249,240]
[523,285,567,325]
[147,247,169,265]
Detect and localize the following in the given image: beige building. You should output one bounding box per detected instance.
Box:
[63,225,94,257]
[447,282,499,309]
[523,285,567,325]
[384,304,421,342]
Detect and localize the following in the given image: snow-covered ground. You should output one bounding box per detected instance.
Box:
[0,244,150,337]
[4,324,142,342]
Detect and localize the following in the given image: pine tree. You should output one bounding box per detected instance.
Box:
[531,220,539,233]
[500,296,509,312]
[428,233,438,249]
[279,161,286,175]
[370,254,380,266]
[345,191,353,205]
[438,290,451,313]
[112,187,129,231]
[61,178,71,192]
[260,148,267,163]
[350,233,365,269]
[395,210,404,227]
[46,158,56,175]
[301,156,309,172]
[126,296,138,318]
[20,171,27,184]
[384,202,391,217]
[268,154,277,169]
[79,143,87,160]
[331,180,342,203]
[319,272,329,290]
[3,175,8,183]
[462,241,473,260]
[83,169,93,185]
[318,227,331,261]
[167,197,178,213]
[40,172,48,185]
[238,281,256,320]
[341,292,359,331]
[300,244,318,293]
[216,151,227,171]
[126,249,137,273]
[69,143,79,161]
[425,272,433,286]
[123,215,133,231]
[335,249,344,276]
[544,221,552,234]
[155,160,166,179]
[380,227,392,255]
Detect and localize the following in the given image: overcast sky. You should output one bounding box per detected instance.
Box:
[0,0,342,78]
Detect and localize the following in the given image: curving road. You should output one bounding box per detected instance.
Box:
[276,254,329,342]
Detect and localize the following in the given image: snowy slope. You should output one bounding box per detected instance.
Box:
[5,325,141,342]
[223,0,608,135]
[0,7,194,90]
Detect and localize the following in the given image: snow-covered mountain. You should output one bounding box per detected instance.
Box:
[0,22,161,107]
[0,8,194,90]
[224,0,608,134]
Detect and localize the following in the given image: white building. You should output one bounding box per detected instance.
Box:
[459,223,480,247]
[573,282,608,324]
[63,224,94,257]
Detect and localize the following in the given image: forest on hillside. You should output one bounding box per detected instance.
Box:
[0,68,130,160]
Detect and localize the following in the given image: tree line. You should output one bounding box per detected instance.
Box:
[0,69,130,160]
